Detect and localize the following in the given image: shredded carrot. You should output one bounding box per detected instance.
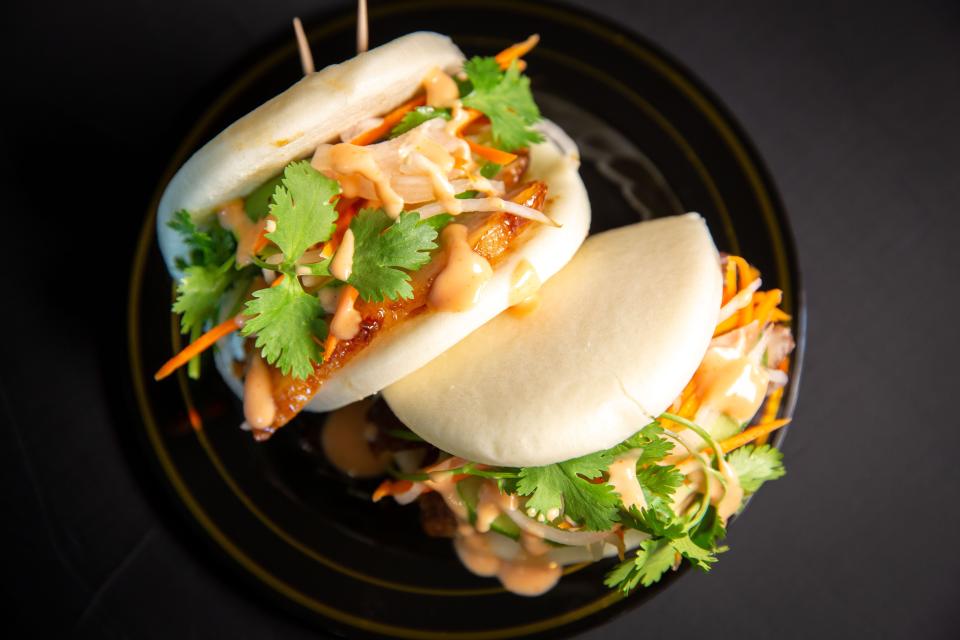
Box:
[467,139,518,164]
[723,259,737,304]
[322,334,338,361]
[271,274,286,287]
[350,95,427,146]
[495,34,539,69]
[154,315,242,381]
[713,418,790,456]
[373,479,412,502]
[771,308,792,322]
[727,256,752,290]
[713,313,739,337]
[454,108,485,135]
[756,387,784,445]
[754,289,783,326]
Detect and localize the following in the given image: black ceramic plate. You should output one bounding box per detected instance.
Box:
[128,1,805,638]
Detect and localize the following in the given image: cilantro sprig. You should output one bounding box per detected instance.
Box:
[389,106,451,138]
[167,209,246,377]
[240,161,340,379]
[346,209,444,302]
[461,57,543,152]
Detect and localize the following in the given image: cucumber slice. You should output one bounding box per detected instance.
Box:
[710,414,743,441]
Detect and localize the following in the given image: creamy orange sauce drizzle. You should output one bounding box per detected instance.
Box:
[508,259,542,316]
[218,199,263,267]
[323,144,404,217]
[243,353,276,429]
[330,286,362,340]
[439,476,561,596]
[607,451,647,512]
[715,456,744,522]
[321,399,390,478]
[694,331,770,425]
[423,67,459,108]
[428,224,493,311]
[330,228,355,281]
[410,151,461,215]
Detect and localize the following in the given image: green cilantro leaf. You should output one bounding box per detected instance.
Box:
[266,161,340,267]
[172,260,234,336]
[167,209,236,268]
[419,213,454,233]
[347,209,441,302]
[245,174,285,222]
[480,162,502,179]
[670,534,721,572]
[241,276,325,379]
[637,464,684,501]
[389,106,451,138]
[689,506,727,550]
[461,57,543,152]
[604,539,677,593]
[616,422,674,465]
[516,450,619,531]
[727,444,786,493]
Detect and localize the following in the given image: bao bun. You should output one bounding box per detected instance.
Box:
[155,31,591,413]
[383,214,723,468]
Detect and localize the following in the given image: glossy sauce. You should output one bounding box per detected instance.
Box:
[330,285,362,340]
[508,259,542,316]
[695,347,769,425]
[449,479,562,596]
[325,144,404,217]
[607,451,647,512]
[428,224,493,311]
[321,399,390,478]
[410,151,462,215]
[243,354,276,429]
[218,199,263,267]
[330,228,355,281]
[423,67,459,108]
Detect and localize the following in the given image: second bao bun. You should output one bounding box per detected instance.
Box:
[383,214,722,468]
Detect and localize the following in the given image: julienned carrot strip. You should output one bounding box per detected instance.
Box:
[755,289,783,326]
[728,256,752,291]
[710,419,791,458]
[350,95,427,146]
[155,316,242,381]
[723,259,737,304]
[322,334,338,361]
[454,108,484,135]
[372,479,412,502]
[771,308,792,322]
[271,274,286,287]
[467,139,518,164]
[495,34,539,69]
[756,387,784,445]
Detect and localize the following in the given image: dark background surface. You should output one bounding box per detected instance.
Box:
[2,0,958,638]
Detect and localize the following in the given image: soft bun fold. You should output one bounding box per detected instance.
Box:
[382,214,722,468]
[157,31,465,277]
[303,129,590,411]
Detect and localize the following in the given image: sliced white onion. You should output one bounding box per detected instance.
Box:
[767,368,789,390]
[501,507,612,547]
[500,199,560,227]
[717,278,762,323]
[417,196,557,227]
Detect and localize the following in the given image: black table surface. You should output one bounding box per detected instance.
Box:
[3,0,958,637]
